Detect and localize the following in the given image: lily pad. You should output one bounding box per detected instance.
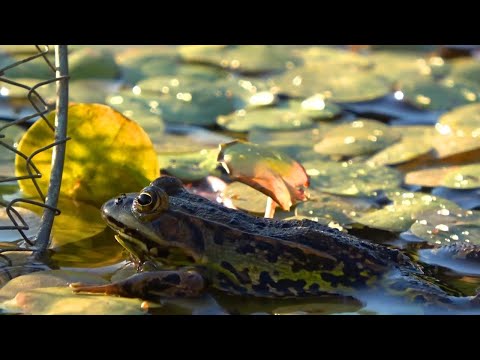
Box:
[295,190,376,227]
[400,78,479,111]
[409,208,480,246]
[356,191,461,233]
[295,46,372,69]
[157,148,220,182]
[0,77,56,100]
[0,270,108,301]
[0,53,54,79]
[289,95,342,121]
[0,120,25,161]
[179,45,300,74]
[314,119,401,157]
[69,47,120,80]
[431,132,480,159]
[224,181,269,214]
[218,140,309,211]
[436,102,480,136]
[367,126,435,166]
[274,65,390,102]
[449,58,480,85]
[15,103,159,207]
[405,164,480,189]
[432,187,480,210]
[0,206,41,243]
[217,108,314,133]
[305,160,403,197]
[0,287,147,315]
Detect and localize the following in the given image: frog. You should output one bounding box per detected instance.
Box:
[71,176,480,312]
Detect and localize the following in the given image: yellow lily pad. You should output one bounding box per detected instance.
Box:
[15,103,159,207]
[1,287,147,315]
[409,208,480,246]
[314,119,401,157]
[436,103,480,136]
[405,164,480,189]
[305,160,403,197]
[367,126,435,166]
[295,46,372,69]
[356,191,461,233]
[449,58,480,84]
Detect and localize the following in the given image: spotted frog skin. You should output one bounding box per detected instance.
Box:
[72,176,480,311]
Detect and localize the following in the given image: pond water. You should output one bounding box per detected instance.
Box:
[1,45,480,315]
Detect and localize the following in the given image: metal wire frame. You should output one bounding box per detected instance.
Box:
[0,45,69,274]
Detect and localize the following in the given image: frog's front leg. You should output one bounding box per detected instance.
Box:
[70,268,206,299]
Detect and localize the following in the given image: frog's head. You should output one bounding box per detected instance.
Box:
[101,176,201,267]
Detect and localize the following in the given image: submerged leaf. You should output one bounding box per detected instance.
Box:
[15,103,159,207]
[218,140,309,210]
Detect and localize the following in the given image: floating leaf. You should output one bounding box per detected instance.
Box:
[436,102,480,136]
[314,119,401,157]
[274,65,390,102]
[217,108,313,133]
[399,78,479,111]
[0,287,147,315]
[0,206,41,243]
[15,103,159,207]
[0,77,56,100]
[218,140,309,210]
[449,58,480,85]
[157,148,220,182]
[0,53,54,79]
[305,160,403,197]
[367,126,435,166]
[431,132,480,159]
[432,187,480,210]
[295,190,376,227]
[295,46,372,69]
[405,164,480,189]
[0,270,109,301]
[409,208,480,246]
[291,95,342,120]
[69,48,120,80]
[356,191,461,232]
[179,45,300,74]
[224,181,269,214]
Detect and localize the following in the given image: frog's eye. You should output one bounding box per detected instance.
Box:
[133,187,169,215]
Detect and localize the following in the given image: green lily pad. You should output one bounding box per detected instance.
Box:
[218,140,309,211]
[409,208,480,246]
[286,95,342,120]
[405,164,480,189]
[69,47,120,80]
[449,58,480,85]
[179,45,300,74]
[220,77,277,109]
[224,181,269,214]
[0,205,41,243]
[400,78,479,111]
[68,80,122,103]
[274,65,390,102]
[0,77,56,100]
[295,46,372,69]
[0,53,54,79]
[314,119,401,157]
[0,287,147,315]
[295,190,376,227]
[436,103,480,136]
[0,120,25,161]
[367,126,435,166]
[217,107,314,133]
[157,148,220,182]
[106,91,165,137]
[305,160,403,197]
[370,52,449,84]
[249,126,327,148]
[356,191,461,233]
[15,103,159,207]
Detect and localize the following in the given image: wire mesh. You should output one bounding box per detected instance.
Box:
[0,45,69,280]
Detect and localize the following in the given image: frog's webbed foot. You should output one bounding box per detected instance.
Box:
[70,268,206,299]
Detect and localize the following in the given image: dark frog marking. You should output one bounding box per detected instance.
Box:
[71,176,480,311]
